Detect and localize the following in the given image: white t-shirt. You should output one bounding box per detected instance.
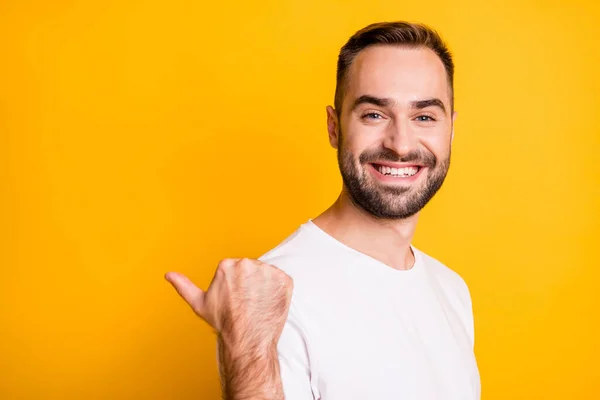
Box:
[259,220,481,400]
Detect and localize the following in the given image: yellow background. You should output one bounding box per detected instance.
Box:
[1,0,599,398]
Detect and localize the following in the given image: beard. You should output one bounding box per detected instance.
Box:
[337,135,451,220]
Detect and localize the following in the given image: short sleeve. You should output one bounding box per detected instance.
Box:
[277,302,319,400]
[462,280,476,349]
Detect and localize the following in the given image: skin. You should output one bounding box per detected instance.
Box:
[165,45,456,399]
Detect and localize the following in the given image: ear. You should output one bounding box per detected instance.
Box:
[326,105,340,149]
[450,110,457,144]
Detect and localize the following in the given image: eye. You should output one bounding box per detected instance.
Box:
[415,115,436,122]
[362,112,384,120]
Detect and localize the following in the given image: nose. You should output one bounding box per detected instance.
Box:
[382,119,417,157]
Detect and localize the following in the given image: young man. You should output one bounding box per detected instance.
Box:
[166,21,481,400]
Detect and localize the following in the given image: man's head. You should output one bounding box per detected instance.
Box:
[327,22,456,220]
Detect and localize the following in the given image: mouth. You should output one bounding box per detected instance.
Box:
[368,162,425,182]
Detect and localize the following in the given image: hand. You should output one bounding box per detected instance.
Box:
[165,258,294,349]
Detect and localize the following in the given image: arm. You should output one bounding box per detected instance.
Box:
[217,335,284,400]
[214,300,318,400]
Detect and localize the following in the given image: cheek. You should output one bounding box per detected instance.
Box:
[342,118,384,148]
[419,130,451,158]
[344,132,383,159]
[341,135,368,161]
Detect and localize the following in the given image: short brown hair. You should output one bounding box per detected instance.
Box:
[334,21,454,113]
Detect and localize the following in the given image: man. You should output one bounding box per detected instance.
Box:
[166,21,481,400]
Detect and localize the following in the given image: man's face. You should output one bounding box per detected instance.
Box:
[328,45,456,220]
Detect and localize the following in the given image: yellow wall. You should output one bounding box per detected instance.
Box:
[1,0,599,398]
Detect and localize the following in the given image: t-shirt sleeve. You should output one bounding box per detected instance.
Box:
[462,279,476,349]
[277,302,319,400]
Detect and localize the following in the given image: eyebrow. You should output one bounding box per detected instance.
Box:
[350,95,447,115]
[350,95,391,111]
[412,98,446,114]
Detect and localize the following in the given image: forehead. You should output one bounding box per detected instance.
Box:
[344,45,451,110]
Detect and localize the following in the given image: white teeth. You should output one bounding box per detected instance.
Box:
[377,165,419,177]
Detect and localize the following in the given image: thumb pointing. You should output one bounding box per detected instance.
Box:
[165,271,206,317]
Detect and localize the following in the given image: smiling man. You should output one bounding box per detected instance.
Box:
[167,21,481,400]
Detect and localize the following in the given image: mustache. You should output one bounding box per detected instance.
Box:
[359,148,437,168]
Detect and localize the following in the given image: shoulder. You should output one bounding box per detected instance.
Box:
[416,247,474,314]
[258,225,312,273]
[258,225,307,266]
[417,248,471,293]
[258,223,349,311]
[258,223,338,279]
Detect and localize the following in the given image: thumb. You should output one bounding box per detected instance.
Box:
[165,272,206,317]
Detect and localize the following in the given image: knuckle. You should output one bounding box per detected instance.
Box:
[217,258,236,274]
[263,262,278,272]
[237,257,253,268]
[216,260,227,272]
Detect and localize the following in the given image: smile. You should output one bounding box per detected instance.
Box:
[374,164,419,177]
[369,161,424,178]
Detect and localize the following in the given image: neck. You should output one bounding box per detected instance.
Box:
[312,188,418,270]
